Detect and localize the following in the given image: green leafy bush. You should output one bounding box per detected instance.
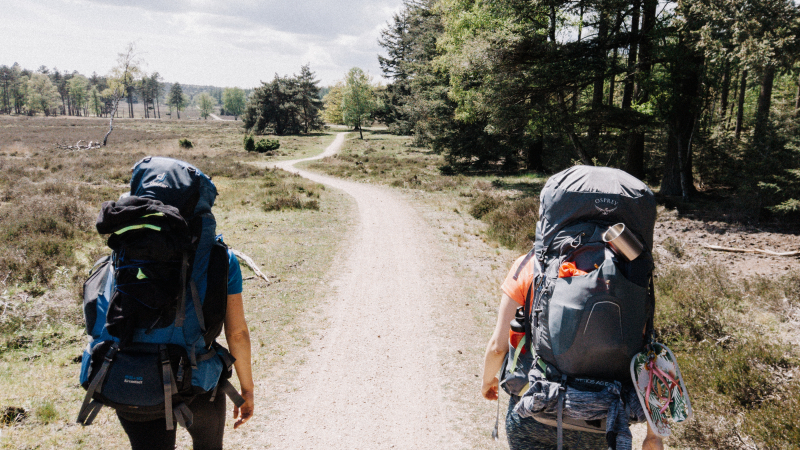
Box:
[255,138,280,153]
[243,134,255,152]
[469,194,503,219]
[178,138,193,149]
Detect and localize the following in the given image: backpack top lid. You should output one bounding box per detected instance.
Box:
[535,165,656,258]
[130,157,217,218]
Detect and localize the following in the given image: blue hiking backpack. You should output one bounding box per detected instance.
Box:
[77,157,244,430]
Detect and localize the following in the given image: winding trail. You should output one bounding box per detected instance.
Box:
[260,133,466,449]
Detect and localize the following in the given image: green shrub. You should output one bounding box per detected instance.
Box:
[243,134,255,152]
[483,197,539,251]
[653,265,800,449]
[469,194,503,219]
[178,138,193,149]
[255,138,280,153]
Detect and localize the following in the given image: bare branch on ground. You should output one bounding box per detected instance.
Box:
[701,243,800,257]
[230,249,272,285]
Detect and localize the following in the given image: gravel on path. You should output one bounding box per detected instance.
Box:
[258,133,467,449]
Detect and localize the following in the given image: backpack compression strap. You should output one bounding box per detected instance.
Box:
[175,253,190,328]
[556,374,567,450]
[76,342,119,426]
[208,346,245,407]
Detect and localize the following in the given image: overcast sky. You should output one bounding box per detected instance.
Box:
[4,0,403,88]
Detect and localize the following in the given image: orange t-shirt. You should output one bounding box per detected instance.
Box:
[501,253,539,306]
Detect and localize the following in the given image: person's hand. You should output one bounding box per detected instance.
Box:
[642,423,664,450]
[233,390,254,430]
[482,376,499,400]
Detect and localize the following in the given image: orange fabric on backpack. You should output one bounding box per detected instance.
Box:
[559,262,588,278]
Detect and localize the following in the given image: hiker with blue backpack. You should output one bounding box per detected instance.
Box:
[482,166,664,450]
[77,157,254,449]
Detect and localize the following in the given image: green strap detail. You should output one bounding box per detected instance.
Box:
[141,213,165,218]
[511,335,526,372]
[136,268,147,280]
[113,224,161,234]
[538,357,547,373]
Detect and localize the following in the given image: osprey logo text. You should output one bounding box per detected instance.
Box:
[143,173,169,189]
[124,375,143,385]
[594,198,618,215]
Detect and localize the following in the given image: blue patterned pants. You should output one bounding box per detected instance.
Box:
[506,396,609,450]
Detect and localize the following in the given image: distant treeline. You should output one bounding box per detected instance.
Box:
[0,63,262,119]
[375,0,800,217]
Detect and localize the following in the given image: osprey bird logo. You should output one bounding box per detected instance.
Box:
[595,204,618,215]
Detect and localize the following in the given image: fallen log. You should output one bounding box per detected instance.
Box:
[230,249,272,285]
[701,243,800,257]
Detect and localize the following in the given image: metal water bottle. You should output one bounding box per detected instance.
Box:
[509,306,527,354]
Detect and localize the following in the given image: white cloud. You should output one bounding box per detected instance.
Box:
[2,0,403,87]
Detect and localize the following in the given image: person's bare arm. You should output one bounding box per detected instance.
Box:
[481,294,518,400]
[642,422,664,450]
[224,293,254,429]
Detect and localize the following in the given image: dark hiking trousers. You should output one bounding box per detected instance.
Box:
[117,389,226,450]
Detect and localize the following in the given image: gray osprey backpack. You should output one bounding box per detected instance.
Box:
[507,166,656,447]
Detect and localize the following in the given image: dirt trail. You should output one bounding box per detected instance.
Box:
[260,133,467,449]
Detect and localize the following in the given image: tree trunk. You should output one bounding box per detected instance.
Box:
[127,89,134,118]
[735,69,747,139]
[795,72,800,116]
[103,99,121,146]
[753,66,775,146]
[727,67,739,129]
[528,132,544,172]
[719,62,730,122]
[660,44,703,198]
[621,0,639,110]
[608,47,618,106]
[588,10,609,149]
[625,0,655,179]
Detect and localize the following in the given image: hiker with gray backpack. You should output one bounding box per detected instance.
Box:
[77,157,254,449]
[482,166,664,450]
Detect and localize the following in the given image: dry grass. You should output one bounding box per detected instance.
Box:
[0,116,352,449]
[304,129,800,450]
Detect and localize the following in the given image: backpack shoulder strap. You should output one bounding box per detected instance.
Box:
[513,249,536,281]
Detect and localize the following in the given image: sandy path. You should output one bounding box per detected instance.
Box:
[260,133,466,449]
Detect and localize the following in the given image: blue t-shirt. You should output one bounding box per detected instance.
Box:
[227,249,243,295]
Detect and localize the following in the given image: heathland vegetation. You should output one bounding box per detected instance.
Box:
[1,1,800,448]
[0,117,344,447]
[306,129,800,449]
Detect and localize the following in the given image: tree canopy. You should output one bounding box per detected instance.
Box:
[197,92,215,119]
[342,67,378,139]
[376,0,800,215]
[168,83,187,119]
[242,65,324,135]
[223,87,246,120]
